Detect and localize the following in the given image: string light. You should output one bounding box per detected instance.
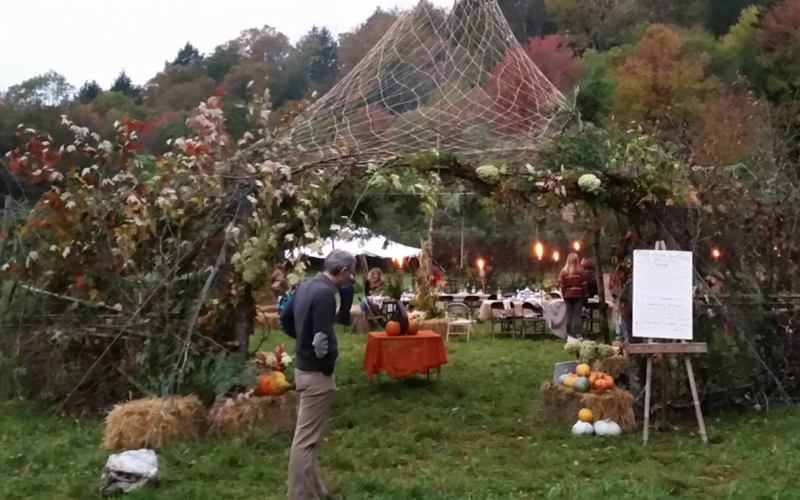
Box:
[711,248,721,260]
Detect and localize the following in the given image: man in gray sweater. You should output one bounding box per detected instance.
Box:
[280,249,356,500]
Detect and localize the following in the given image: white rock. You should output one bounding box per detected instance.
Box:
[99,449,159,496]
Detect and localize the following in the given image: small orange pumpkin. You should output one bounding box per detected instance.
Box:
[407,320,420,335]
[604,375,615,389]
[385,321,402,336]
[594,378,609,394]
[255,373,277,396]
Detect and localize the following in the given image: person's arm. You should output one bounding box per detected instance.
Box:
[311,290,337,358]
[279,292,297,339]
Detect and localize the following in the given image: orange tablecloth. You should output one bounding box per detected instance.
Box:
[363,331,448,380]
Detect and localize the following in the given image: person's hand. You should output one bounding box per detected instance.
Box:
[312,332,329,358]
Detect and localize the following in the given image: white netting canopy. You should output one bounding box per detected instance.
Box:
[285,0,568,165]
[288,227,421,260]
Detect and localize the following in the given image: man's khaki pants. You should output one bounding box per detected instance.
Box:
[288,369,336,500]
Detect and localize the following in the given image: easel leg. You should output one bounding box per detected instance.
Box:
[661,354,669,427]
[643,355,653,446]
[684,355,708,445]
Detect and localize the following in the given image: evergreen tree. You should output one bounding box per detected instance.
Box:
[298,26,339,91]
[77,80,102,103]
[173,42,202,66]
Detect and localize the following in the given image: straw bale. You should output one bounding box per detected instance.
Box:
[419,318,448,336]
[540,382,636,432]
[103,395,206,451]
[592,355,629,379]
[208,391,298,436]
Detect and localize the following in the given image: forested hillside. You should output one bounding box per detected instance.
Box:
[1,0,797,271]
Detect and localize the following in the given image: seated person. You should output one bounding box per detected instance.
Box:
[364,268,384,296]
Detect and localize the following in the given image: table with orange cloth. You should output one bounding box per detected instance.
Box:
[362,331,448,381]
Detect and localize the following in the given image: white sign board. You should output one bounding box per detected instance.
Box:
[632,250,693,340]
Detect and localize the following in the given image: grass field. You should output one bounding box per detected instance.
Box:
[3,325,800,500]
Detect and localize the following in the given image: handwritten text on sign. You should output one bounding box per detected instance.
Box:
[633,250,693,340]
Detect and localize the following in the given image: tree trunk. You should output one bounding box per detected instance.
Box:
[233,283,254,358]
[591,207,611,344]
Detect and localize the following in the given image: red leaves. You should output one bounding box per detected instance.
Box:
[486,47,555,136]
[523,35,577,92]
[121,118,152,136]
[72,273,85,292]
[758,0,800,53]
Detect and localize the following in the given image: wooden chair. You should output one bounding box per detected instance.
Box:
[489,301,515,339]
[446,303,474,341]
[519,301,546,339]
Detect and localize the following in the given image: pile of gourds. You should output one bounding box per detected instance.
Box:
[572,408,622,436]
[558,363,615,394]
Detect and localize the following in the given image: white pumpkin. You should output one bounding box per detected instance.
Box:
[572,420,594,436]
[593,419,622,436]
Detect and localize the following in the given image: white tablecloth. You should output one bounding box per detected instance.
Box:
[478,298,569,339]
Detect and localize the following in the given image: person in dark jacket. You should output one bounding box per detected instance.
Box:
[337,275,355,326]
[581,258,599,298]
[559,252,588,340]
[279,249,356,500]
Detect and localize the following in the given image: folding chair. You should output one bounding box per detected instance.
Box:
[446,302,475,341]
[519,301,547,339]
[489,301,515,339]
[583,301,603,337]
[463,295,481,313]
[436,295,454,311]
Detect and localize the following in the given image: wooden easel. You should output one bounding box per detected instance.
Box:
[627,241,709,446]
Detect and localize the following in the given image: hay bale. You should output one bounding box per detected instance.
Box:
[208,391,298,437]
[540,382,636,432]
[419,318,448,336]
[103,396,206,451]
[592,355,629,379]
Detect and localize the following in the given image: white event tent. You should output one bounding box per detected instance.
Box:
[289,227,420,260]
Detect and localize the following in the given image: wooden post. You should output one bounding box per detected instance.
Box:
[643,347,653,446]
[661,354,669,427]
[683,341,709,445]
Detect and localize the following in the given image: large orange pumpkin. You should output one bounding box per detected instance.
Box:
[255,373,277,396]
[385,321,402,336]
[407,320,420,336]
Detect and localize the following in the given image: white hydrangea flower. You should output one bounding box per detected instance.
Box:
[476,165,500,185]
[578,173,602,195]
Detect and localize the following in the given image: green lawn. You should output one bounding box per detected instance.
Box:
[2,326,800,500]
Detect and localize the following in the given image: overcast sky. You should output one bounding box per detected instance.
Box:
[0,0,454,91]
